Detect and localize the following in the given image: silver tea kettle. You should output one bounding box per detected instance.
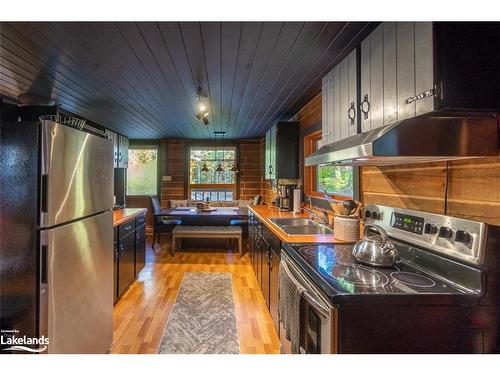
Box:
[352,224,399,267]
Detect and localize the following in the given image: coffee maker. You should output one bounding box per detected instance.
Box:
[277,181,297,212]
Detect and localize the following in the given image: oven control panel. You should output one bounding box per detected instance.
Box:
[364,204,488,266]
[390,212,425,235]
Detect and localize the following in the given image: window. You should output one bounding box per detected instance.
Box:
[317,164,353,196]
[127,148,158,195]
[315,138,353,196]
[189,146,236,201]
[304,132,354,199]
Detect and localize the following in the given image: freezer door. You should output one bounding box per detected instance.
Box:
[39,211,113,353]
[40,120,114,227]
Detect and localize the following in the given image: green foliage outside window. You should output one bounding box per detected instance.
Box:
[127,149,158,195]
[190,148,236,184]
[317,164,353,196]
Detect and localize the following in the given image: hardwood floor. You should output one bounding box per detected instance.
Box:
[111,237,280,354]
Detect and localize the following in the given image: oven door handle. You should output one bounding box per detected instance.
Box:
[281,260,330,319]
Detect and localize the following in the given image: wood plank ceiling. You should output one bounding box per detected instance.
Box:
[0,22,373,139]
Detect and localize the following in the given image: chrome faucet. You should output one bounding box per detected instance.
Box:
[304,196,330,227]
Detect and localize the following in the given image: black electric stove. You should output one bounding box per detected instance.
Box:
[282,241,483,305]
[279,204,500,353]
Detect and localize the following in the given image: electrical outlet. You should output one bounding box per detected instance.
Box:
[162,176,172,182]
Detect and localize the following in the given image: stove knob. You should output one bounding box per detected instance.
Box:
[371,211,381,220]
[438,226,453,239]
[424,223,438,234]
[455,230,472,244]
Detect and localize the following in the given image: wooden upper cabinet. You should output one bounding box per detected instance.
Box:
[321,48,358,145]
[360,22,434,132]
[105,129,129,168]
[264,122,299,180]
[359,22,500,132]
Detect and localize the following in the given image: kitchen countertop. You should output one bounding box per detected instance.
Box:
[247,205,357,244]
[113,208,148,227]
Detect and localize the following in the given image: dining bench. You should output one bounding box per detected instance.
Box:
[171,226,243,256]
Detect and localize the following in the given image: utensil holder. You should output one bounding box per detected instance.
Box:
[333,215,360,242]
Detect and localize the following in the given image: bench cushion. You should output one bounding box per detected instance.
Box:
[172,226,242,235]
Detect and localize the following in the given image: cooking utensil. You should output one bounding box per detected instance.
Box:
[352,224,399,267]
[343,199,357,215]
[332,203,348,216]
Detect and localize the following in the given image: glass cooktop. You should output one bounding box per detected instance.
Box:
[289,244,466,295]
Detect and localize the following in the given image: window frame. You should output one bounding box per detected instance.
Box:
[126,144,160,197]
[187,143,239,201]
[303,130,358,201]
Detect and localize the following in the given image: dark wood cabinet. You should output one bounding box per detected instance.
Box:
[106,130,129,168]
[261,239,271,308]
[113,227,118,304]
[248,213,281,332]
[269,245,280,331]
[114,214,147,303]
[264,122,300,180]
[135,221,146,277]
[117,230,135,298]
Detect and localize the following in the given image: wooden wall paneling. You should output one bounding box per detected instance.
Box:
[233,23,284,137]
[360,163,447,214]
[0,25,151,138]
[297,94,322,131]
[176,22,214,139]
[199,22,223,137]
[446,157,500,225]
[242,22,313,137]
[248,22,346,137]
[106,23,190,138]
[65,22,172,137]
[224,23,263,138]
[1,21,374,139]
[219,22,242,137]
[239,140,263,200]
[7,22,163,138]
[253,22,375,137]
[118,22,199,138]
[157,22,210,139]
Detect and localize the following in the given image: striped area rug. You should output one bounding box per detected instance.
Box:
[158,272,240,354]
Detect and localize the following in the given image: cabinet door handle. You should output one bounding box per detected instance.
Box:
[114,247,119,260]
[119,243,124,257]
[267,251,273,265]
[405,86,439,104]
[360,94,370,119]
[347,102,356,125]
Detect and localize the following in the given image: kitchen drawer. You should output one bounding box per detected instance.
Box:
[118,219,135,238]
[135,214,146,228]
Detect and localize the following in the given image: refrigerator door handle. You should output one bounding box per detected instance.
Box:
[41,174,48,213]
[39,242,48,344]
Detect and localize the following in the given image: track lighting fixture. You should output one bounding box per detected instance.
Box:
[195,86,210,125]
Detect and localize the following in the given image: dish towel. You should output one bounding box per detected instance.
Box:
[279,261,306,354]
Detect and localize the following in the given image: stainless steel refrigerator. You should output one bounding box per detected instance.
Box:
[1,119,114,353]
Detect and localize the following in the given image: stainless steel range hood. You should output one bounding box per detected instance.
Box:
[305,114,498,167]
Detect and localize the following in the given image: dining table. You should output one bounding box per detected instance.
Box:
[153,206,248,226]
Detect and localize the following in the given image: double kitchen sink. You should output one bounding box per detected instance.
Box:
[268,218,334,235]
